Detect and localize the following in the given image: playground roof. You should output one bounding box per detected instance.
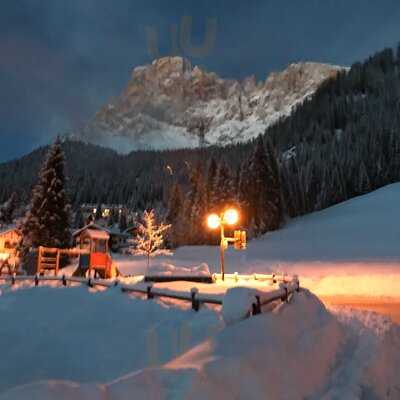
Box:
[73,224,110,240]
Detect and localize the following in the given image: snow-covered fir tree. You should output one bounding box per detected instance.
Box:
[95,203,102,221]
[206,157,218,210]
[241,136,283,236]
[74,207,85,229]
[118,209,128,232]
[0,192,18,225]
[130,209,171,268]
[212,159,235,213]
[20,138,72,250]
[166,182,183,247]
[190,174,208,244]
[166,182,183,226]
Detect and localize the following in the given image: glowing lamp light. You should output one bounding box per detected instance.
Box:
[207,214,221,229]
[224,208,239,225]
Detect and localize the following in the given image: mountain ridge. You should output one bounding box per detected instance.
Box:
[73,57,343,151]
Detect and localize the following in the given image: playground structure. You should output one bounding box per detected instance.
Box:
[73,226,117,278]
[36,227,118,279]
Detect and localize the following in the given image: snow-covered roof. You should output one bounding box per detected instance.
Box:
[73,223,128,239]
[73,223,109,239]
[84,229,110,240]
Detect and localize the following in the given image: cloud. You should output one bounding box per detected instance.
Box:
[2,0,400,161]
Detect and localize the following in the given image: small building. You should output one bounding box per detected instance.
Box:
[80,204,124,220]
[0,226,21,272]
[73,223,129,252]
[0,226,21,255]
[72,224,116,278]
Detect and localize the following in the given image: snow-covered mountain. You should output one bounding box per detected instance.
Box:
[75,57,343,151]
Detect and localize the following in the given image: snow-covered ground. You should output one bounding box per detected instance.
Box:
[1,184,400,398]
[116,183,400,304]
[0,284,398,399]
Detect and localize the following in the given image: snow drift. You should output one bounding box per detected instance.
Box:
[0,287,399,399]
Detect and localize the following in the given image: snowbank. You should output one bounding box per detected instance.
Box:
[146,263,211,277]
[1,288,398,399]
[221,287,258,324]
[0,285,220,395]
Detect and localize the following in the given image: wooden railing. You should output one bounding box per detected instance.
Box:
[0,273,300,316]
[37,247,88,276]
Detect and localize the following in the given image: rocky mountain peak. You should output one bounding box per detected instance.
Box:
[77,58,344,152]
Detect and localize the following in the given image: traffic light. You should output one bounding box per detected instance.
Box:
[234,230,246,250]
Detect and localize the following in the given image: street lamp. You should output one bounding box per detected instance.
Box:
[207,208,246,281]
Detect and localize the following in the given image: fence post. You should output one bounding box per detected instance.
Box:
[294,275,300,292]
[280,285,288,303]
[147,285,154,299]
[37,246,42,275]
[252,295,261,315]
[35,274,39,287]
[191,288,200,312]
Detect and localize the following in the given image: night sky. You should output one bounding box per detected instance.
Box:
[2,0,400,162]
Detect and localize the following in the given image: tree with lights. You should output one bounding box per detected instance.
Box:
[131,209,172,269]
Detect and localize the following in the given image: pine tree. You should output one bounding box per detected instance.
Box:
[245,136,283,235]
[179,163,203,244]
[190,174,208,244]
[95,203,102,221]
[212,159,235,212]
[74,207,85,229]
[166,182,183,225]
[108,208,118,227]
[130,209,172,269]
[206,157,218,210]
[0,192,18,225]
[118,209,128,232]
[166,182,183,247]
[238,160,251,227]
[20,138,72,250]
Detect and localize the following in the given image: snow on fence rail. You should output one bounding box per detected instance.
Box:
[0,273,300,316]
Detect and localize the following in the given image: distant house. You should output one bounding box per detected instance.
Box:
[73,223,129,252]
[124,225,138,237]
[0,226,21,255]
[0,226,21,270]
[80,204,124,220]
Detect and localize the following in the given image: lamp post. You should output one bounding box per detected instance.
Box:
[207,208,245,281]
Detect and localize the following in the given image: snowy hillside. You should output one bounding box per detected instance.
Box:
[74,57,343,151]
[115,183,400,302]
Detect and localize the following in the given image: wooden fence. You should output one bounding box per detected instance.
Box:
[0,273,300,316]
